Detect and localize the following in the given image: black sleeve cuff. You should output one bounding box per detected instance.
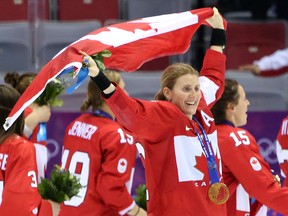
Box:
[90,71,115,98]
[210,28,226,48]
[90,70,111,91]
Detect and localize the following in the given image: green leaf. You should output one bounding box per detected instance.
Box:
[95,60,106,71]
[90,50,112,71]
[134,184,147,210]
[49,99,63,107]
[100,50,112,57]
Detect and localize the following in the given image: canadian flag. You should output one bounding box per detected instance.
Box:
[4,7,223,130]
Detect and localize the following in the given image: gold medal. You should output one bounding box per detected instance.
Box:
[208,182,229,204]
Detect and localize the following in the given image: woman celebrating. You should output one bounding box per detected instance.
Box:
[211,79,288,215]
[83,7,227,216]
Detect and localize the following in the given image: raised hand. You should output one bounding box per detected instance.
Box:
[206,7,224,30]
[79,50,100,77]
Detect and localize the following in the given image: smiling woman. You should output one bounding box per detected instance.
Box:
[82,7,228,215]
[155,63,201,118]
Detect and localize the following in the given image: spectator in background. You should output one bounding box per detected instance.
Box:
[276,116,288,187]
[0,84,59,216]
[59,70,146,216]
[4,72,51,183]
[211,78,288,216]
[239,48,288,76]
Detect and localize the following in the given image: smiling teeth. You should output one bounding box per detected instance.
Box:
[187,101,196,105]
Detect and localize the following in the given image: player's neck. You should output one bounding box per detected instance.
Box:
[99,103,115,120]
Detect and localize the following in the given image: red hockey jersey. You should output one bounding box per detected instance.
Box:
[0,135,52,215]
[276,116,288,187]
[217,123,288,216]
[106,49,227,215]
[59,113,137,216]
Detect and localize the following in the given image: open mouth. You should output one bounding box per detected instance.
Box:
[186,101,196,106]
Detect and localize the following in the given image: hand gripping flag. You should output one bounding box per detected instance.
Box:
[4,7,223,130]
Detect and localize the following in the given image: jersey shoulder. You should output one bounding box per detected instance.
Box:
[3,134,34,150]
[1,135,36,164]
[217,124,256,152]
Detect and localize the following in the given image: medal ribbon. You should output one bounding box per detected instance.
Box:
[59,66,89,94]
[93,109,113,120]
[192,116,220,184]
[37,122,47,142]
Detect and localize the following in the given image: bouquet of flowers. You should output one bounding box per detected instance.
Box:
[34,78,66,107]
[38,165,83,203]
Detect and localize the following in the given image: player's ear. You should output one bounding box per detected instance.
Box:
[227,102,235,111]
[163,87,172,101]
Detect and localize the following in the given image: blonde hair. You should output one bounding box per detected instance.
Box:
[154,63,199,100]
